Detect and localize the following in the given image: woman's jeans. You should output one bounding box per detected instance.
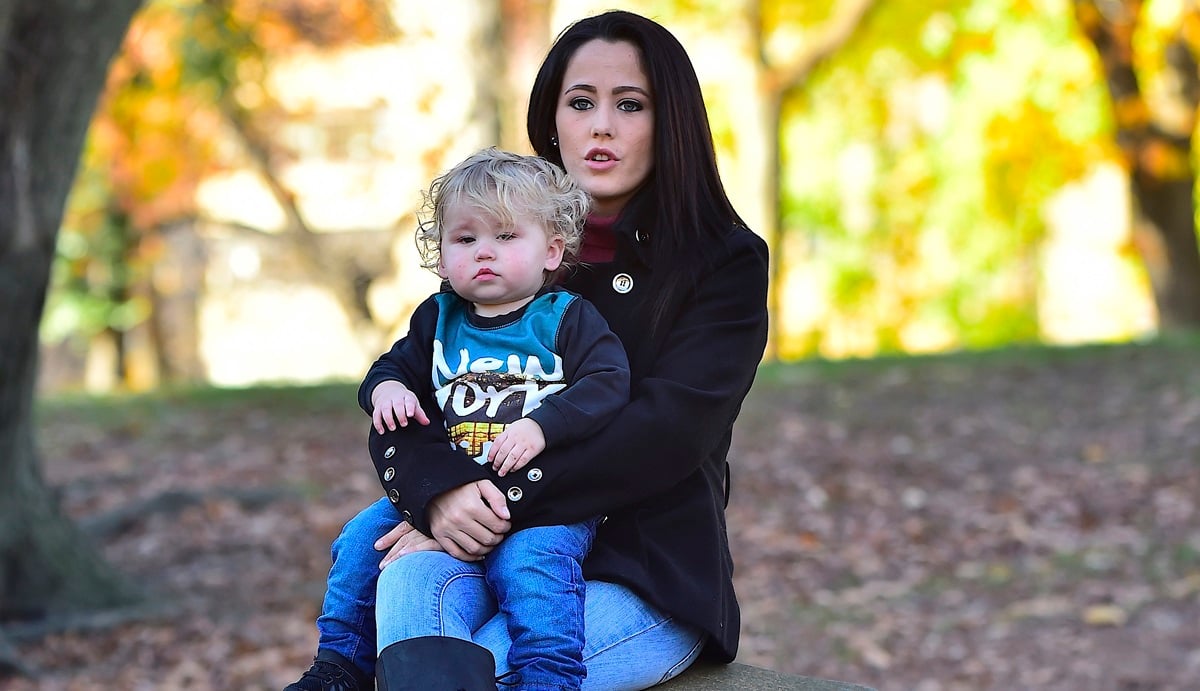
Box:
[320,498,702,688]
[377,549,706,691]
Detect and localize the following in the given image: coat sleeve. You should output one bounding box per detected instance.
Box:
[361,295,491,534]
[526,297,630,449]
[501,230,769,526]
[358,294,439,415]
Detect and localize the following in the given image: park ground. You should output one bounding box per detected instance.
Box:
[3,336,1200,690]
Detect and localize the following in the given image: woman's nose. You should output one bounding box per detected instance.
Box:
[591,113,613,138]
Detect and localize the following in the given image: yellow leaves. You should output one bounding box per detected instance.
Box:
[1082,603,1129,626]
[1181,6,1200,54]
[1082,442,1107,463]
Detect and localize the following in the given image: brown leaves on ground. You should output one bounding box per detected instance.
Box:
[5,340,1200,690]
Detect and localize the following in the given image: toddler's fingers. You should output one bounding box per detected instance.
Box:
[413,405,431,426]
[497,449,521,477]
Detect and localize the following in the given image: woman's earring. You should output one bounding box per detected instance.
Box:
[550,135,558,147]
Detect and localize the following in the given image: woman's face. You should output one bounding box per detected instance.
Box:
[554,39,654,217]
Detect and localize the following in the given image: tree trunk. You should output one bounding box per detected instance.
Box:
[734,0,879,360]
[0,0,143,618]
[1073,0,1200,328]
[499,0,551,153]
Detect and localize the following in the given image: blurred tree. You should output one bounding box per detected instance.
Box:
[1073,0,1200,328]
[0,0,142,644]
[777,0,1108,357]
[649,0,880,361]
[744,0,881,360]
[499,0,552,152]
[47,0,400,389]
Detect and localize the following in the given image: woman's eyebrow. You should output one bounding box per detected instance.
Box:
[563,83,649,96]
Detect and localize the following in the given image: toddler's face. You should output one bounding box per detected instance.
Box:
[438,204,563,318]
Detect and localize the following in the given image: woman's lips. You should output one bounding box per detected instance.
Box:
[584,149,618,171]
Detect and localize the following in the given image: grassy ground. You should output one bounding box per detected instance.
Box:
[5,336,1200,690]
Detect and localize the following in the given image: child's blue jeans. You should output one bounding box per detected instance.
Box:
[316,496,598,688]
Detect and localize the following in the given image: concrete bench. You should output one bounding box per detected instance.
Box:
[658,662,875,690]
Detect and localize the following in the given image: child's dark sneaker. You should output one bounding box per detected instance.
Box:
[283,649,370,691]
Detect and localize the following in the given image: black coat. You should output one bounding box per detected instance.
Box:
[361,220,769,662]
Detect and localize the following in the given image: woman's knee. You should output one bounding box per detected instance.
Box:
[378,551,461,597]
[377,551,493,614]
[376,551,493,646]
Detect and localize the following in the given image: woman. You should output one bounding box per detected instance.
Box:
[369,10,768,690]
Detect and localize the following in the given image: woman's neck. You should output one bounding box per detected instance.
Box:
[580,214,619,264]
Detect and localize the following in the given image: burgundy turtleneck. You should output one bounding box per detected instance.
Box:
[579,214,618,264]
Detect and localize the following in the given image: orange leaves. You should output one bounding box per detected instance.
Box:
[74,0,394,232]
[229,0,396,52]
[1137,137,1192,180]
[1111,93,1151,130]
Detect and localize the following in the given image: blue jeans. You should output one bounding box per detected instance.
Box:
[316,497,400,676]
[484,518,600,688]
[318,499,615,688]
[377,550,706,690]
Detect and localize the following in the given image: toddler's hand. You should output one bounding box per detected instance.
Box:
[488,418,545,476]
[371,380,431,433]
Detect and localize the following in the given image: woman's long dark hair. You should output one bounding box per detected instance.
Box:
[527,11,747,324]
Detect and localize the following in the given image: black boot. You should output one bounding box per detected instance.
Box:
[376,636,499,691]
[284,649,372,691]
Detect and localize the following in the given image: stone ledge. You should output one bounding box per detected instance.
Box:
[657,661,876,691]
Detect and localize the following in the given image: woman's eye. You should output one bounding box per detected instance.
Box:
[617,99,643,113]
[569,97,594,111]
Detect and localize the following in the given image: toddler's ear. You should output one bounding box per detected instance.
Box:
[544,236,565,272]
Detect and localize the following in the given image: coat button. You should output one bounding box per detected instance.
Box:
[384,446,396,459]
[383,467,395,482]
[507,486,524,502]
[388,488,400,503]
[402,510,413,523]
[612,273,633,294]
[635,229,649,243]
[526,468,542,482]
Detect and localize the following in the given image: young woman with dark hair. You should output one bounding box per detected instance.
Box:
[304,10,768,690]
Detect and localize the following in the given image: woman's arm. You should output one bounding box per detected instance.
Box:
[526,296,630,449]
[358,296,439,416]
[498,230,769,525]
[362,295,498,537]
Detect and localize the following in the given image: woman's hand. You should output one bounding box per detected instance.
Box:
[428,480,512,561]
[375,521,444,569]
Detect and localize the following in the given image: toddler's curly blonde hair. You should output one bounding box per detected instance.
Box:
[416,147,590,274]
